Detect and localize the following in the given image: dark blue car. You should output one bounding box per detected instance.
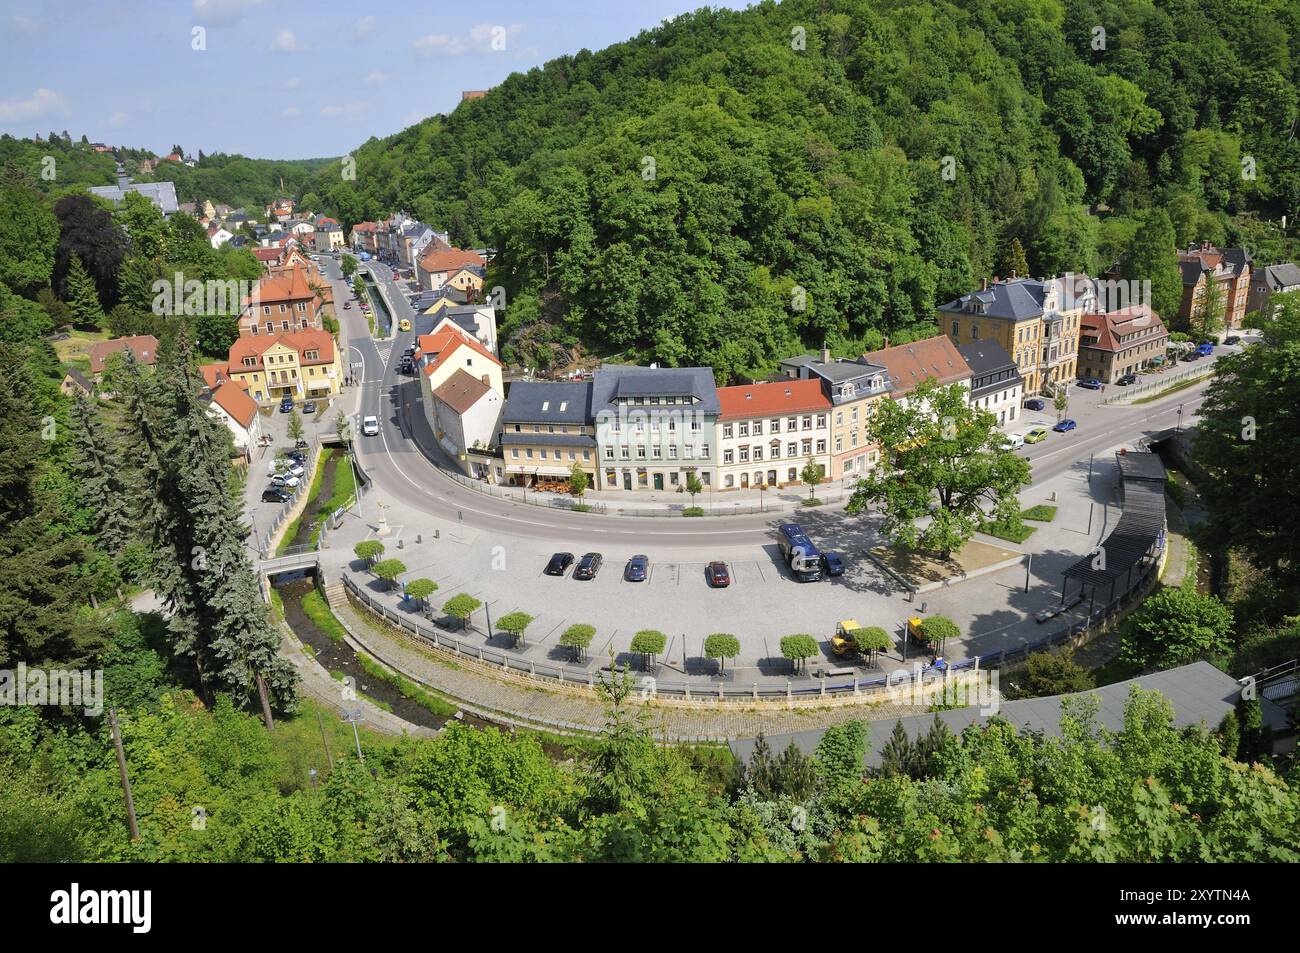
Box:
[278,396,294,413]
[1023,398,1045,411]
[1053,418,1078,432]
[821,552,845,577]
[1077,378,1103,390]
[624,554,649,582]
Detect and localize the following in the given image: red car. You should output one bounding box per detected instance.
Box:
[706,561,731,588]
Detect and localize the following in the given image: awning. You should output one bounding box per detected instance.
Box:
[307,379,333,391]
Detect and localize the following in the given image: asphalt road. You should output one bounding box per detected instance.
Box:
[331,252,1231,551]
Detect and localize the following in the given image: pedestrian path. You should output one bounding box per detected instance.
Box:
[327,591,927,741]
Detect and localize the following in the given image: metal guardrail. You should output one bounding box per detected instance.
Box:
[440,468,844,518]
[340,549,1163,702]
[255,440,321,558]
[1102,363,1215,405]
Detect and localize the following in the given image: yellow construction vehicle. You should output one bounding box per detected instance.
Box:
[832,619,863,656]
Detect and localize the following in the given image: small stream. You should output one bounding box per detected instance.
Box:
[286,451,339,549]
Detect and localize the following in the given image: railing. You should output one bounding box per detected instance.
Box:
[340,548,1163,702]
[254,439,321,558]
[1102,362,1216,405]
[439,468,846,518]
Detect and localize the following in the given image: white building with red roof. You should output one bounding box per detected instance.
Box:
[716,379,833,489]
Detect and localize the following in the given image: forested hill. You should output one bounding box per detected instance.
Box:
[311,0,1300,379]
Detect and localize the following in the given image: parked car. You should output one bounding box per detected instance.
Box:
[302,401,316,414]
[1023,398,1046,411]
[1224,335,1241,345]
[544,552,574,576]
[279,461,305,478]
[1117,373,1138,386]
[278,397,294,413]
[1053,418,1078,432]
[624,554,649,582]
[821,552,845,577]
[1181,351,1202,362]
[398,318,412,332]
[1077,378,1103,390]
[269,473,300,488]
[1196,342,1215,357]
[573,552,603,580]
[286,451,306,466]
[1024,427,1049,444]
[343,301,352,310]
[706,561,731,588]
[1002,432,1025,450]
[361,415,380,436]
[398,358,414,375]
[261,487,291,503]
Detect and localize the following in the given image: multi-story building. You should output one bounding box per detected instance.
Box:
[592,366,719,492]
[499,380,597,488]
[778,349,891,481]
[416,245,487,292]
[349,221,380,254]
[1246,262,1300,320]
[428,370,504,479]
[312,216,345,253]
[1176,243,1251,333]
[956,340,1022,427]
[414,329,503,401]
[716,379,832,490]
[238,266,323,336]
[1078,305,1169,384]
[223,328,342,403]
[938,274,1092,395]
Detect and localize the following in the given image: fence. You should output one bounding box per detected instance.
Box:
[254,439,321,558]
[1102,362,1215,405]
[440,468,846,518]
[340,545,1162,703]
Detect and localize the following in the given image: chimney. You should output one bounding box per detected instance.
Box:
[820,344,831,364]
[981,278,987,291]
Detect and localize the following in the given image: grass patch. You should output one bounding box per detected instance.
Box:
[979,519,1036,543]
[268,697,399,791]
[275,449,334,555]
[309,452,355,545]
[801,497,822,506]
[1164,472,1187,508]
[682,506,704,517]
[1131,371,1213,405]
[1021,504,1058,522]
[570,502,591,513]
[302,588,349,643]
[355,653,458,718]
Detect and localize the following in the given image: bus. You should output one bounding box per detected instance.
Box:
[777,523,823,582]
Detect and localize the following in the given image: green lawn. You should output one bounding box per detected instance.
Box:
[301,588,348,643]
[1021,504,1058,522]
[980,520,1036,543]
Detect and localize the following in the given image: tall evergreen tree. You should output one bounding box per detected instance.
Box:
[67,393,135,555]
[1122,209,1183,321]
[63,254,104,327]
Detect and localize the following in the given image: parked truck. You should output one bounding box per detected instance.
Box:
[777,523,823,582]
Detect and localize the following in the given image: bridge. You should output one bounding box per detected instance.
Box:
[259,545,321,577]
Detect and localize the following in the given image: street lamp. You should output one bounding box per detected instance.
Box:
[1176,403,1185,434]
[342,709,364,762]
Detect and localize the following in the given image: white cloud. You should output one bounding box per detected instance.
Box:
[193,0,265,27]
[320,101,370,119]
[0,88,66,125]
[107,111,129,128]
[281,106,300,117]
[270,29,299,53]
[412,23,524,57]
[354,16,376,39]
[9,13,42,34]
[363,71,386,86]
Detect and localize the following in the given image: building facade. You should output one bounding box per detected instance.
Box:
[1246,262,1300,320]
[1176,243,1251,333]
[1078,305,1169,384]
[498,380,596,487]
[778,351,891,481]
[429,369,504,478]
[225,329,342,403]
[716,379,833,490]
[956,340,1022,427]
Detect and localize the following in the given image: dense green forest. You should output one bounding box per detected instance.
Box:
[135,151,337,211]
[308,0,1300,377]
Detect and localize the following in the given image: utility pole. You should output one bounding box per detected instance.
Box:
[484,600,495,639]
[343,709,364,762]
[107,708,140,842]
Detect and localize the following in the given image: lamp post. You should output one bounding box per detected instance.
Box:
[342,709,364,762]
[1176,403,1185,434]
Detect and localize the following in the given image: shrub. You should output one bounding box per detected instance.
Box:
[704,633,741,673]
[631,630,667,670]
[559,623,596,660]
[917,616,960,652]
[780,634,819,673]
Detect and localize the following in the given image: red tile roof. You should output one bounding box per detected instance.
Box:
[865,335,972,396]
[88,335,159,374]
[416,330,500,378]
[229,328,335,370]
[1080,305,1166,353]
[210,380,258,429]
[253,266,315,305]
[417,246,484,275]
[717,379,831,420]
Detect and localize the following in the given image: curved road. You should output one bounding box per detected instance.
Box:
[329,255,1217,552]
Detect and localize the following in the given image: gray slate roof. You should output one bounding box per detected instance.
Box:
[592,365,720,414]
[501,380,593,425]
[938,278,1046,320]
[729,662,1284,769]
[1263,262,1300,291]
[88,180,179,215]
[500,431,597,448]
[956,340,1022,398]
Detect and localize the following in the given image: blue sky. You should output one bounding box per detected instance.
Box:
[0,0,729,158]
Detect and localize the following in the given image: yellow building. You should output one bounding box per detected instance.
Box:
[937,275,1092,395]
[224,328,342,403]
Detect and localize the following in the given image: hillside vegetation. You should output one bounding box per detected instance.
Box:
[309,0,1300,378]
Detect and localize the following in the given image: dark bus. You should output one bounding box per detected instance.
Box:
[777,523,823,582]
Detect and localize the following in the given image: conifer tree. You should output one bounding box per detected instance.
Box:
[67,393,134,555]
[63,254,105,327]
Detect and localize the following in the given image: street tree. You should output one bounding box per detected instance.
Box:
[780,634,819,674]
[1052,382,1069,422]
[685,471,703,507]
[497,611,534,648]
[630,629,667,671]
[704,633,740,674]
[1119,582,1233,670]
[569,463,588,500]
[442,593,481,630]
[846,377,1031,558]
[917,616,959,655]
[800,456,822,501]
[341,254,358,278]
[853,626,892,667]
[405,578,438,615]
[559,623,596,661]
[1191,272,1225,339]
[372,558,407,590]
[287,409,304,446]
[353,540,384,567]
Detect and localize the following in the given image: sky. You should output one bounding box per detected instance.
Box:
[0,0,730,159]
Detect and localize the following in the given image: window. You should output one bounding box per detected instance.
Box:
[738,422,749,437]
[835,436,842,452]
[739,447,749,463]
[753,446,763,461]
[816,414,826,428]
[835,412,842,427]
[816,440,826,453]
[652,446,661,459]
[802,439,812,455]
[788,442,797,457]
[525,449,533,459]
[722,423,733,439]
[770,418,781,433]
[951,320,959,337]
[699,444,708,457]
[636,446,646,459]
[690,419,700,432]
[539,450,548,460]
[802,415,812,430]
[620,446,630,460]
[723,449,734,464]
[787,416,798,430]
[605,446,614,459]
[725,475,734,488]
[668,445,677,459]
[753,420,763,435]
